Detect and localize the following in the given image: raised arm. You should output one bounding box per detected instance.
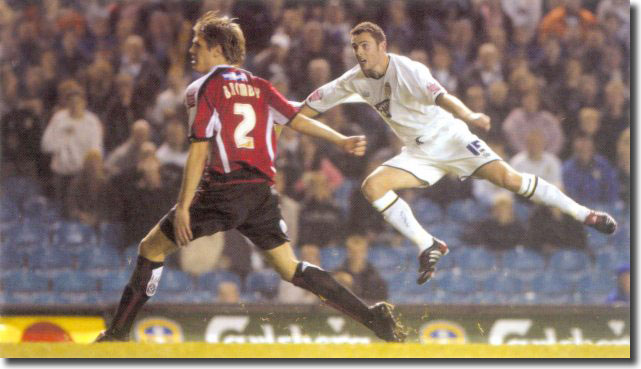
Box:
[436,93,490,133]
[289,112,366,156]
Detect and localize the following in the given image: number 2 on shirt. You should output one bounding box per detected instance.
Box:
[233,103,256,149]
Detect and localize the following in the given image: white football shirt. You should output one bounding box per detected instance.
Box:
[305,53,468,145]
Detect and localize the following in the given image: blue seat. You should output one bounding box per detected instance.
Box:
[52,221,97,246]
[333,179,356,216]
[0,246,29,268]
[3,271,49,292]
[59,292,97,305]
[122,245,139,267]
[1,176,41,200]
[576,274,615,295]
[244,270,281,298]
[320,246,346,271]
[531,272,572,295]
[162,269,195,292]
[51,271,98,292]
[594,246,623,272]
[438,270,476,294]
[612,221,631,249]
[502,246,545,274]
[0,200,19,223]
[29,249,76,270]
[431,221,464,245]
[22,195,49,219]
[454,246,497,271]
[11,221,49,246]
[197,270,242,291]
[445,199,488,224]
[413,198,442,225]
[483,272,523,294]
[99,272,130,291]
[76,247,123,270]
[508,291,540,305]
[368,246,406,271]
[586,228,610,250]
[98,222,125,248]
[513,202,533,223]
[549,250,590,273]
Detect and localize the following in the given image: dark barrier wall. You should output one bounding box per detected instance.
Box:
[1,304,630,344]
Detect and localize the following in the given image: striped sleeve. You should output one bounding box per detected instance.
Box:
[189,79,218,141]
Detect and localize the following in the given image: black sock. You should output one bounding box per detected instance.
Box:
[107,256,164,338]
[291,262,374,327]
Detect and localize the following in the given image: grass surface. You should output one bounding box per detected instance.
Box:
[0,343,631,359]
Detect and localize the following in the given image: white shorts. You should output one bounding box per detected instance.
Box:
[382,126,502,186]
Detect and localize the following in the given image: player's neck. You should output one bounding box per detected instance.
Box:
[365,54,390,79]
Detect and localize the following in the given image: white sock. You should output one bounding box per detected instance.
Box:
[519,174,591,222]
[372,191,434,253]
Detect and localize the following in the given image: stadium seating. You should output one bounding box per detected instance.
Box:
[29,249,76,270]
[368,246,409,271]
[452,246,497,274]
[98,222,125,248]
[531,272,573,295]
[501,246,545,281]
[482,271,524,294]
[162,269,195,293]
[51,270,99,292]
[99,271,131,291]
[76,247,124,270]
[319,246,346,271]
[512,201,532,223]
[10,221,49,246]
[51,221,98,246]
[413,198,442,225]
[197,270,242,291]
[548,250,590,273]
[244,269,281,299]
[445,199,488,224]
[3,271,49,292]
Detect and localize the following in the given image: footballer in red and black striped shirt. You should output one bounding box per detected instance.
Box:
[97,11,407,344]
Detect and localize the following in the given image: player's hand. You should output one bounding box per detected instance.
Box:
[341,135,367,156]
[174,207,193,247]
[467,113,491,133]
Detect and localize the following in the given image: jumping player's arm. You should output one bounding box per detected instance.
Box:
[174,140,209,246]
[436,93,491,133]
[289,113,367,156]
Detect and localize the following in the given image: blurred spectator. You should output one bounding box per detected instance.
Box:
[615,128,630,212]
[562,134,618,205]
[502,90,564,156]
[501,0,543,36]
[510,129,563,188]
[317,106,367,179]
[149,66,188,129]
[306,58,332,90]
[40,81,103,204]
[277,243,320,304]
[1,98,44,177]
[105,119,152,178]
[448,18,475,75]
[485,80,510,139]
[409,48,428,67]
[463,193,526,252]
[538,0,597,42]
[462,43,504,92]
[84,57,116,116]
[599,79,629,162]
[323,0,351,68]
[525,205,587,254]
[104,73,146,151]
[114,142,174,248]
[117,34,163,111]
[429,43,458,94]
[156,120,188,168]
[297,171,344,247]
[534,38,564,85]
[0,66,19,117]
[577,107,607,157]
[66,149,113,226]
[253,33,291,81]
[607,263,630,305]
[56,30,89,78]
[384,0,413,54]
[596,0,630,49]
[336,234,388,302]
[217,281,241,304]
[464,85,486,119]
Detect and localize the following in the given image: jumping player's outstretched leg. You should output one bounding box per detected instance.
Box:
[263,243,407,342]
[95,224,179,341]
[476,160,617,234]
[361,166,448,285]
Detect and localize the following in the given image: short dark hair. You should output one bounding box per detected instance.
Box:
[194,11,246,65]
[350,22,386,44]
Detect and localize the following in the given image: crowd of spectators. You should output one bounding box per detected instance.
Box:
[0,0,630,303]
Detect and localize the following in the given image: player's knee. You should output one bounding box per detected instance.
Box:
[361,177,385,202]
[138,237,161,260]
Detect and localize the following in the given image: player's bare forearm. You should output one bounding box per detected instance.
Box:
[298,104,321,119]
[176,141,210,210]
[290,113,346,145]
[289,113,367,156]
[436,93,490,132]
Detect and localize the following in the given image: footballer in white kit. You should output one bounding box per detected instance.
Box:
[298,21,617,286]
[305,52,501,186]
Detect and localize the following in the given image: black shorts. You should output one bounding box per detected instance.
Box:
[159,181,289,250]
